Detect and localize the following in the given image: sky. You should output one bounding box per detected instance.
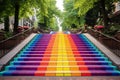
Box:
[56,0,64,31]
[56,0,64,11]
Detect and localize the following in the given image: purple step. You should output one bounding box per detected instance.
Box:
[77,48,95,51]
[80,54,103,57]
[30,44,49,46]
[15,57,42,61]
[28,46,53,48]
[34,43,49,44]
[76,57,107,61]
[12,71,36,76]
[26,48,47,51]
[19,54,44,57]
[77,61,111,65]
[11,61,41,65]
[22,51,46,54]
[34,41,50,42]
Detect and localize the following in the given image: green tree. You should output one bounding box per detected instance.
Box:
[11,0,38,34]
[61,0,85,30]
[73,0,120,29]
[37,0,61,30]
[0,0,62,33]
[85,2,100,26]
[0,0,13,32]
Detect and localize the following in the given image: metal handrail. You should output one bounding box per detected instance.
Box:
[0,27,33,43]
[89,28,120,42]
[0,27,34,58]
[87,28,120,57]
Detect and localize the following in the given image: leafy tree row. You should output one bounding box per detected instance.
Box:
[37,0,61,31]
[62,0,119,31]
[62,0,84,30]
[0,0,61,34]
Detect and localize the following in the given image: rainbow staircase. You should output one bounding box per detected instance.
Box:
[0,32,120,76]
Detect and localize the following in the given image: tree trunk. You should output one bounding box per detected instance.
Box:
[4,16,9,32]
[100,0,109,29]
[44,16,47,27]
[13,3,20,34]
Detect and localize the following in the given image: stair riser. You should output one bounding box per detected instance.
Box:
[21,51,101,54]
[14,58,108,61]
[18,55,104,57]
[6,67,116,71]
[1,72,120,76]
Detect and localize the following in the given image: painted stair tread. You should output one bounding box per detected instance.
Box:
[18,54,104,56]
[10,60,112,63]
[18,54,103,57]
[6,65,117,71]
[10,61,112,65]
[19,53,102,55]
[26,47,95,50]
[14,57,108,61]
[1,70,120,76]
[27,46,94,48]
[30,44,92,46]
[24,49,97,51]
[21,51,101,54]
[25,48,96,51]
